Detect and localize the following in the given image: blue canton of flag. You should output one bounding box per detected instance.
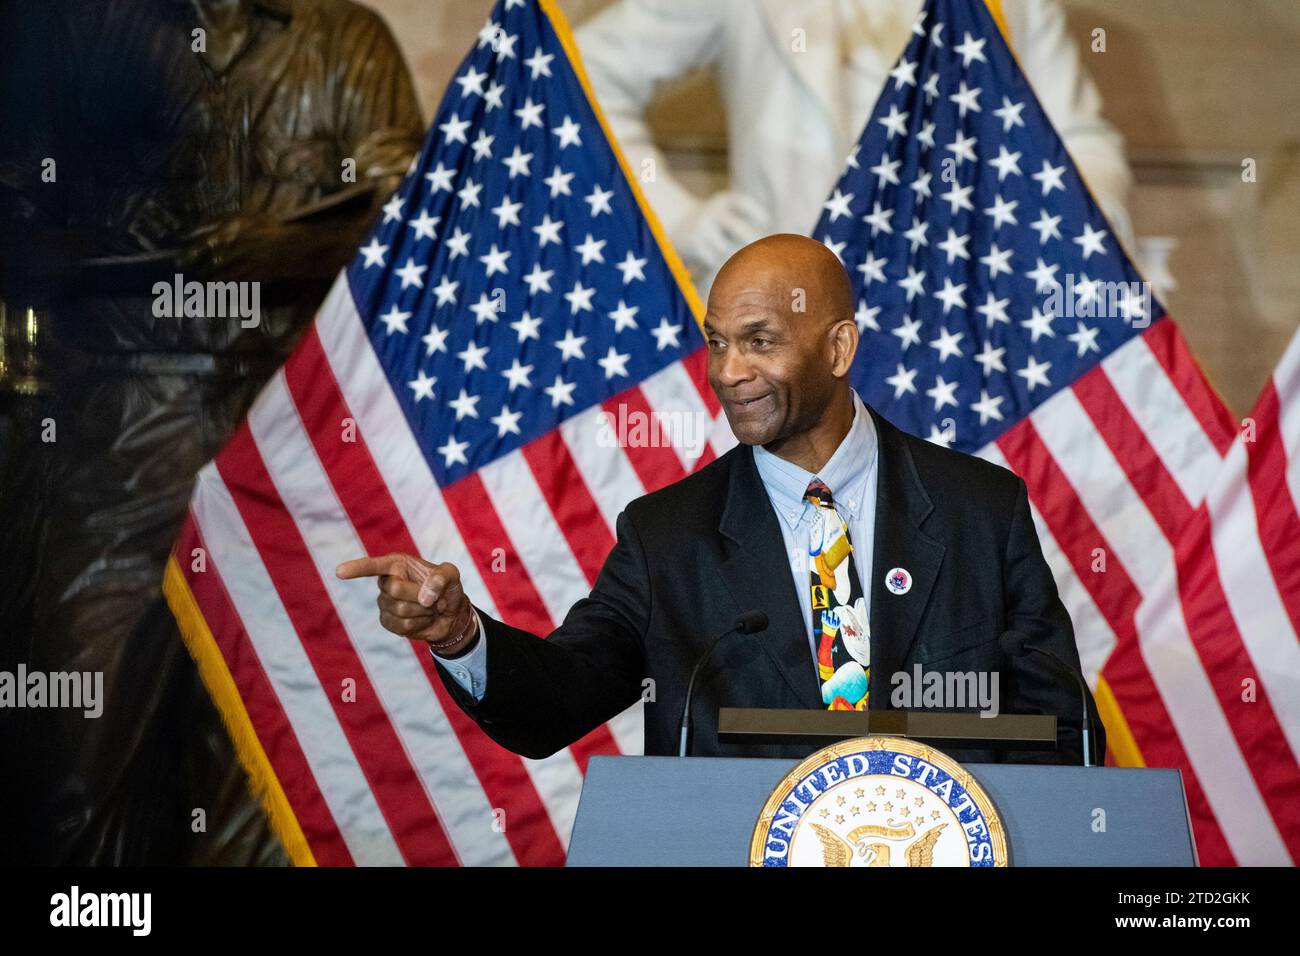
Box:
[347,0,700,485]
[814,0,1160,452]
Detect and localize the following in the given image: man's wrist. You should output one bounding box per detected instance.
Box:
[427,604,479,658]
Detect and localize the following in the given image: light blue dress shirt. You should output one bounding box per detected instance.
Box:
[434,389,879,700]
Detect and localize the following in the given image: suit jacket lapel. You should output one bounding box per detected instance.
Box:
[717,444,823,709]
[866,405,946,705]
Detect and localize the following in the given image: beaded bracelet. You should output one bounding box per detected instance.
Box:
[427,604,477,653]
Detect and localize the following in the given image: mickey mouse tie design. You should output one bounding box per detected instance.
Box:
[805,479,870,710]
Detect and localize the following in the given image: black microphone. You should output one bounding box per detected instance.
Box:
[678,610,769,757]
[999,630,1096,767]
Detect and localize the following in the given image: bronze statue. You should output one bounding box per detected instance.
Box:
[0,0,422,863]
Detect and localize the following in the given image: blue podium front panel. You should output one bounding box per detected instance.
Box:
[566,756,1196,866]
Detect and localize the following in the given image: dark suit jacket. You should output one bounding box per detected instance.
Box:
[436,402,1106,766]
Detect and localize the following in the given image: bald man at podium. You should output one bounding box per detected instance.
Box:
[338,234,1105,767]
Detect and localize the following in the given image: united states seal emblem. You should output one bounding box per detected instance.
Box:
[750,736,1009,867]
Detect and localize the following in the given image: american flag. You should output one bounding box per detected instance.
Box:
[814,0,1299,865]
[164,0,727,866]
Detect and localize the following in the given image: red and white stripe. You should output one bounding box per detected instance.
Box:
[978,317,1300,865]
[175,273,727,865]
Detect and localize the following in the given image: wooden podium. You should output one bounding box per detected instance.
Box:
[717,707,1059,752]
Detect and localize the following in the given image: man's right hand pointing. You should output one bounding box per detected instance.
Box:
[335,553,478,653]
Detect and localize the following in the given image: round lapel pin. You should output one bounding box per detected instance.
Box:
[885,567,912,595]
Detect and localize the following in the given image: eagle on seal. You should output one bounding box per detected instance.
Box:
[809,821,948,867]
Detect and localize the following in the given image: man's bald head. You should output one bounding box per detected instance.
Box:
[711,233,855,334]
[704,234,860,452]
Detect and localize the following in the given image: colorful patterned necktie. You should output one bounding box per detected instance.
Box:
[805,479,870,710]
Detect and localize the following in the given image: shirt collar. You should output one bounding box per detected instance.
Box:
[753,389,878,530]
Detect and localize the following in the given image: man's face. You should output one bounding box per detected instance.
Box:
[704,279,836,446]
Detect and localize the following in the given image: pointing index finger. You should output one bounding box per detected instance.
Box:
[335,555,399,580]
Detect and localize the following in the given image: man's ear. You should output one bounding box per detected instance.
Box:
[829,318,859,378]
